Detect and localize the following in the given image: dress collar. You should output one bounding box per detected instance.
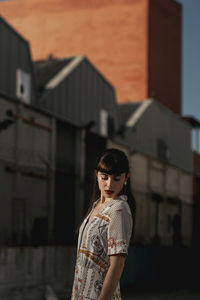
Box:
[93,194,127,207]
[117,194,127,202]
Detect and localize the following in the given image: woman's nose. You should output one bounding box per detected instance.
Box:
[106,177,113,188]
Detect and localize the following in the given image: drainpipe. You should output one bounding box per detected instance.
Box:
[74,128,86,230]
[47,117,56,244]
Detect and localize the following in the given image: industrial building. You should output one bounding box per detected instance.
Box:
[0,10,196,248]
[0,16,120,247]
[112,99,193,246]
[0,4,199,298]
[0,0,183,109]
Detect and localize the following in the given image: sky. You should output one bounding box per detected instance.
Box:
[0,0,199,123]
[176,0,200,122]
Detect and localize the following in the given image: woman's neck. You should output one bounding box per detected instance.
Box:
[100,195,112,204]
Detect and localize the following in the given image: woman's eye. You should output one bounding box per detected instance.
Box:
[114,178,120,181]
[101,177,108,180]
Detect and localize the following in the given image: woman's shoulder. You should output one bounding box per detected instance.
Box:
[108,195,130,212]
[106,196,133,227]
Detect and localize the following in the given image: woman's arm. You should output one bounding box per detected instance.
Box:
[98,254,125,300]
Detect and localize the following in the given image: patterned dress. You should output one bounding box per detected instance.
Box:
[71,195,133,300]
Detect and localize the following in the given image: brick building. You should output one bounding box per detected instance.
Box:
[0,0,182,112]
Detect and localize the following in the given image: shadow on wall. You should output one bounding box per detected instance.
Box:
[121,246,200,289]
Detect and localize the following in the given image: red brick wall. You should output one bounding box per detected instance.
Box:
[0,0,182,113]
[148,0,182,114]
[0,0,148,103]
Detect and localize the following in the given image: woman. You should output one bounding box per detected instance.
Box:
[71,148,136,300]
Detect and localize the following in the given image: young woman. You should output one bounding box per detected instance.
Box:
[71,148,136,300]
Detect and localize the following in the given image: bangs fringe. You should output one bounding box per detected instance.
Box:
[97,162,126,176]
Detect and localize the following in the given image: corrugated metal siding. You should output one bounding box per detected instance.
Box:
[108,140,193,247]
[0,246,76,299]
[152,102,192,172]
[54,120,76,245]
[34,58,73,90]
[118,103,141,124]
[36,58,119,136]
[0,95,54,245]
[0,17,35,101]
[84,132,106,212]
[117,100,193,173]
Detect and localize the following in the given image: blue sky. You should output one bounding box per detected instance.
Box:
[176,0,200,121]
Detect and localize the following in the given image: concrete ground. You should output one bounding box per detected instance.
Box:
[121,287,200,300]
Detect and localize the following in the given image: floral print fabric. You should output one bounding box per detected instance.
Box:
[71,195,133,300]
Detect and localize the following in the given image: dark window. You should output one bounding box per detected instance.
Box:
[32,217,48,246]
[157,138,169,163]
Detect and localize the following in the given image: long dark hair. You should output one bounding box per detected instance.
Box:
[86,148,136,234]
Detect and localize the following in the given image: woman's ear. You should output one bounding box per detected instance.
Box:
[126,173,130,181]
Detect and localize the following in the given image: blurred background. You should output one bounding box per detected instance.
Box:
[0,0,200,299]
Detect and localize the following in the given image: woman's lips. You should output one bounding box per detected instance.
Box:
[105,190,114,195]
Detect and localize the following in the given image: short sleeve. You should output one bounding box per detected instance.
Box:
[107,202,133,256]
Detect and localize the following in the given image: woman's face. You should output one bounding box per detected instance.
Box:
[97,171,129,200]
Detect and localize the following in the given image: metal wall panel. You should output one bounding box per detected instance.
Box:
[36,58,119,137]
[84,132,106,212]
[0,17,35,102]
[0,96,54,245]
[108,140,193,246]
[54,120,76,245]
[118,100,193,173]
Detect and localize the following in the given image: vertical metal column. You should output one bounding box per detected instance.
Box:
[147,156,151,244]
[47,117,56,243]
[11,102,22,245]
[74,128,86,230]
